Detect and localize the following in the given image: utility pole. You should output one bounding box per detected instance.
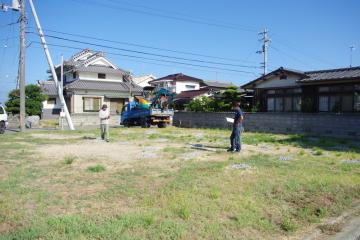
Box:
[28,0,75,130]
[257,28,270,75]
[350,45,355,67]
[19,0,26,131]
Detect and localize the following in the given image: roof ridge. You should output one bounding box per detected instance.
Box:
[305,66,360,74]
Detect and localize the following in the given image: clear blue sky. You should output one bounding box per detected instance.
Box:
[0,0,359,103]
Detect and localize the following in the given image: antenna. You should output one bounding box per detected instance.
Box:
[350,45,355,67]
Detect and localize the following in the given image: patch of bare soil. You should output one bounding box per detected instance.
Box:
[30,133,82,140]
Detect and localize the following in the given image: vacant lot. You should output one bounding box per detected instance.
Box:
[0,127,359,239]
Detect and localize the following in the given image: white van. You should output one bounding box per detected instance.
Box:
[0,105,8,134]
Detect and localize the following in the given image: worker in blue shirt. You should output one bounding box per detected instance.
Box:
[228,101,244,152]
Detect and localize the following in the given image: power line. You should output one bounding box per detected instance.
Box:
[269,33,338,67]
[29,41,257,75]
[270,44,314,68]
[29,45,256,78]
[104,0,259,33]
[32,27,257,64]
[70,0,258,33]
[27,32,261,69]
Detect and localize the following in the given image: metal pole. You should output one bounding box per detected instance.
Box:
[19,0,26,131]
[60,55,64,130]
[28,0,75,130]
[350,46,355,67]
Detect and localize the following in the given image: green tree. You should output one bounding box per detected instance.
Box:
[186,96,215,112]
[5,84,47,116]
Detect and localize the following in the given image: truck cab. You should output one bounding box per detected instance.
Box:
[0,105,8,134]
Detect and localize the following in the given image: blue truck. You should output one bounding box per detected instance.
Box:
[120,88,175,128]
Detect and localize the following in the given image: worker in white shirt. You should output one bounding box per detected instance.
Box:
[99,104,110,142]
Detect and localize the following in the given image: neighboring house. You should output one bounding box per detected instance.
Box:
[133,74,156,87]
[149,73,203,94]
[242,66,360,113]
[174,89,211,108]
[174,80,236,109]
[39,81,61,119]
[200,80,235,91]
[40,49,142,118]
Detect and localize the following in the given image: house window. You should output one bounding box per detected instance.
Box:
[355,94,360,112]
[47,98,56,105]
[267,98,274,111]
[284,97,292,112]
[185,85,196,90]
[329,96,341,112]
[0,107,4,114]
[267,90,276,94]
[73,72,77,79]
[293,97,301,112]
[342,95,353,112]
[319,96,329,112]
[98,73,106,79]
[83,97,101,112]
[279,75,287,80]
[275,97,283,112]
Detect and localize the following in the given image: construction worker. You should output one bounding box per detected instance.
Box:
[99,104,110,142]
[228,101,244,152]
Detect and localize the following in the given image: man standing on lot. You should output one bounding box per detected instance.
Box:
[228,101,244,152]
[99,104,110,142]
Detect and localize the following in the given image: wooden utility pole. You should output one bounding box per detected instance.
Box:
[19,0,26,131]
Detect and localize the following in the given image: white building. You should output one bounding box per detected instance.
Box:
[133,74,157,87]
[40,49,142,118]
[148,73,203,94]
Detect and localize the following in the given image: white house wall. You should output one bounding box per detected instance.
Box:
[79,72,123,82]
[256,74,301,89]
[175,81,200,93]
[42,97,61,110]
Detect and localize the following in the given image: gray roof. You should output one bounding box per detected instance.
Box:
[65,80,143,93]
[74,65,126,75]
[202,80,234,88]
[300,66,360,82]
[242,66,360,89]
[39,81,58,96]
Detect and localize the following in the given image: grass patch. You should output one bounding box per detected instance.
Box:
[63,155,76,165]
[87,164,106,173]
[0,127,359,239]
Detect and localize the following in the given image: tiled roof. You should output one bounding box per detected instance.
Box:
[242,66,360,89]
[149,73,203,84]
[300,66,360,82]
[65,80,143,93]
[202,80,234,88]
[241,67,307,88]
[39,81,58,96]
[74,65,126,75]
[175,89,209,100]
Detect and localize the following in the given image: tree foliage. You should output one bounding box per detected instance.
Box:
[5,84,47,116]
[186,86,244,112]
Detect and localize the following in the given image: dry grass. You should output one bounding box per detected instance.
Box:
[0,127,359,239]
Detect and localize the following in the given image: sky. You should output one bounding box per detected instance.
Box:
[0,0,359,103]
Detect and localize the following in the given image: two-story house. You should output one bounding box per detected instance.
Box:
[40,49,142,119]
[148,73,203,94]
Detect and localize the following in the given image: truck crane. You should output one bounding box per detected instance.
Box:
[120,87,176,128]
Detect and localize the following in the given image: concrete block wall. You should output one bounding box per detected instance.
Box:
[173,112,360,139]
[62,113,120,128]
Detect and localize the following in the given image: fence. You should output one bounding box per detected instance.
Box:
[173,112,360,139]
